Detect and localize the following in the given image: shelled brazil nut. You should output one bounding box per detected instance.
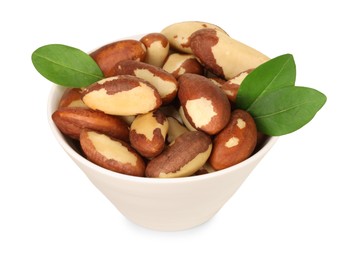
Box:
[51,21,269,178]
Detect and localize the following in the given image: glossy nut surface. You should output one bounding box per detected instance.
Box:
[209,109,257,170]
[161,21,227,53]
[90,40,146,77]
[145,131,212,178]
[140,33,169,67]
[52,107,129,141]
[129,110,168,158]
[178,73,230,135]
[82,75,162,116]
[163,53,203,78]
[80,129,145,177]
[115,60,178,104]
[190,28,268,79]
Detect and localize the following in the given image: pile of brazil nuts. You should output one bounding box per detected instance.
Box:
[52,21,270,178]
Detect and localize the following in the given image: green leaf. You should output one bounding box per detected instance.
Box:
[236,54,296,110]
[249,86,327,136]
[32,44,103,87]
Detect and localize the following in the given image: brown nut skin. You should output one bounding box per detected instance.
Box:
[161,21,227,53]
[190,28,269,79]
[140,33,169,67]
[90,40,146,77]
[145,131,212,178]
[129,110,169,158]
[58,88,88,108]
[209,109,257,170]
[162,53,203,78]
[80,129,145,177]
[52,107,130,141]
[178,73,231,135]
[221,69,253,102]
[114,60,178,104]
[81,75,162,116]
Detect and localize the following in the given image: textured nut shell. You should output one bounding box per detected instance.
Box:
[140,33,169,67]
[145,131,212,178]
[162,53,203,78]
[52,107,129,141]
[209,109,257,170]
[129,110,168,158]
[190,28,269,79]
[80,130,145,177]
[90,40,146,77]
[161,21,227,53]
[82,75,162,116]
[59,88,88,108]
[114,60,178,104]
[178,73,230,135]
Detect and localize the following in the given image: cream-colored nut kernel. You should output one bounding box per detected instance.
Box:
[209,109,257,170]
[237,118,246,129]
[178,106,196,131]
[166,117,189,143]
[162,53,203,78]
[190,29,269,79]
[52,107,130,141]
[185,97,217,129]
[80,129,145,177]
[115,60,178,104]
[161,21,227,53]
[140,33,169,67]
[178,73,231,135]
[81,75,162,116]
[129,110,168,158]
[225,137,239,148]
[145,131,212,178]
[208,77,226,87]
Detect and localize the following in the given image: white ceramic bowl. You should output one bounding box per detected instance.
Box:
[48,84,277,232]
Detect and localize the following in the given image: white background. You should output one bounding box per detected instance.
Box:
[1,0,353,259]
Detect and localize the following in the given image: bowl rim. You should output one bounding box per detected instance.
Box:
[48,84,278,184]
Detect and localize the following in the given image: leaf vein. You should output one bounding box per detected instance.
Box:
[247,57,291,111]
[254,100,316,119]
[34,53,103,79]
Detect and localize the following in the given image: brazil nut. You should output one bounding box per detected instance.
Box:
[90,40,146,77]
[52,107,130,141]
[114,60,178,104]
[145,131,212,178]
[81,75,162,116]
[161,21,227,53]
[178,73,230,135]
[209,109,258,170]
[162,53,203,78]
[140,33,170,67]
[80,129,145,177]
[129,110,169,158]
[190,28,269,79]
